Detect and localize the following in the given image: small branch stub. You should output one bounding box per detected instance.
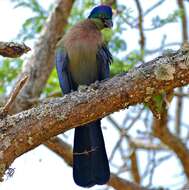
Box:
[0,42,31,58]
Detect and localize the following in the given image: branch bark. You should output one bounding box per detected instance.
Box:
[0,42,30,58]
[0,47,189,180]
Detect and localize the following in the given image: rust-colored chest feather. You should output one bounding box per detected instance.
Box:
[63,20,102,53]
[62,20,103,86]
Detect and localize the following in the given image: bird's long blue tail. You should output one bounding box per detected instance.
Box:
[73,119,110,187]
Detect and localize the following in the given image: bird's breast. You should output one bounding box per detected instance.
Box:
[63,21,103,86]
[68,43,98,86]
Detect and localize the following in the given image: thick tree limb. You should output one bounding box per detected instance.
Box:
[11,0,74,113]
[0,42,30,58]
[45,137,148,190]
[0,48,189,180]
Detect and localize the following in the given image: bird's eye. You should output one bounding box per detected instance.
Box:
[101,18,106,23]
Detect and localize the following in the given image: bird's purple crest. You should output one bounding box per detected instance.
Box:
[88,5,113,20]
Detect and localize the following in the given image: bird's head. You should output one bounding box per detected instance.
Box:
[88,5,113,30]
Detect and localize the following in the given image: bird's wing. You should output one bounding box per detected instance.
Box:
[96,44,113,80]
[55,47,72,94]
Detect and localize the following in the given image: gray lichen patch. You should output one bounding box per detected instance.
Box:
[27,137,33,145]
[144,96,151,102]
[4,137,11,148]
[78,85,88,92]
[162,49,176,56]
[0,151,3,160]
[0,163,6,177]
[184,54,189,66]
[179,62,188,69]
[146,87,154,95]
[154,64,175,81]
[52,112,67,121]
[181,41,189,52]
[131,69,145,80]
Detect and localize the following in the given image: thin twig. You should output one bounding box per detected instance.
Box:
[134,0,145,59]
[107,116,122,132]
[125,107,145,131]
[177,0,188,41]
[130,149,141,184]
[143,0,165,16]
[174,92,189,97]
[109,137,123,162]
[0,75,28,118]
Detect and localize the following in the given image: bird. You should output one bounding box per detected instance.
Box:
[55,5,113,188]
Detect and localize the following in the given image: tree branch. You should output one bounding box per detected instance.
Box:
[152,101,189,179]
[108,174,148,190]
[177,0,188,42]
[0,42,30,58]
[0,76,28,118]
[45,137,73,167]
[134,0,145,55]
[130,150,141,184]
[130,139,168,150]
[0,47,189,180]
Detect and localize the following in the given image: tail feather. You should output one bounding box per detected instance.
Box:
[73,120,110,187]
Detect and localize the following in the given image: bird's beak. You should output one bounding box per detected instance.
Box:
[104,19,113,28]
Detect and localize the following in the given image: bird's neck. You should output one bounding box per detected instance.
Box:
[90,18,104,30]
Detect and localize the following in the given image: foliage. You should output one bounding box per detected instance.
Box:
[44,68,60,96]
[150,9,183,30]
[12,0,51,41]
[0,58,23,94]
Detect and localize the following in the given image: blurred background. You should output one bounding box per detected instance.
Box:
[0,0,189,189]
